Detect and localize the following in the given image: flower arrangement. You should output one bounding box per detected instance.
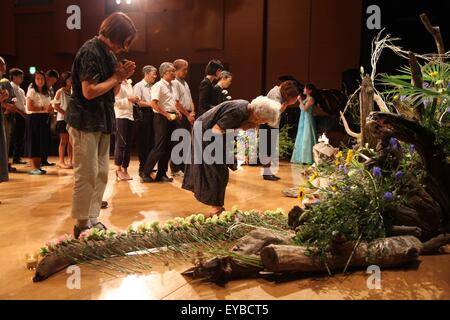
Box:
[37,207,290,278]
[293,142,426,270]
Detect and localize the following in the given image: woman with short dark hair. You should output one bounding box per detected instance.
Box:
[66,12,137,238]
[197,59,224,119]
[214,71,233,104]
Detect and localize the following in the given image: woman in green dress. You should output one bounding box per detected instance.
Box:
[291,83,318,165]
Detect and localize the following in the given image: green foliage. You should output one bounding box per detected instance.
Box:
[378,60,450,156]
[278,125,295,159]
[294,144,427,271]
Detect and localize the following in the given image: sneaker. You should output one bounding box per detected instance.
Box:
[28,169,45,175]
[39,168,47,174]
[263,175,280,181]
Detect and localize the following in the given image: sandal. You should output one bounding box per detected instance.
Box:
[73,225,91,239]
[92,222,108,231]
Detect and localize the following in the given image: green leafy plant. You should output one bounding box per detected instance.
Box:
[294,143,426,273]
[378,61,450,156]
[278,125,295,159]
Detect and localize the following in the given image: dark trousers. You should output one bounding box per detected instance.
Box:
[170,115,191,173]
[40,114,51,163]
[136,109,154,174]
[259,124,279,176]
[114,118,134,169]
[12,113,26,160]
[143,113,175,178]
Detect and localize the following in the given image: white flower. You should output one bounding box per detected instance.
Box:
[127,79,133,85]
[226,96,232,100]
[222,90,228,95]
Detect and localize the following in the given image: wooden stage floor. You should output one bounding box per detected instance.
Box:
[0,158,449,300]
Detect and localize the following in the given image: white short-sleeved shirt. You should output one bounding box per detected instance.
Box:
[114,81,134,121]
[53,89,71,121]
[11,82,26,112]
[26,87,52,114]
[133,79,153,103]
[151,79,179,113]
[174,78,194,112]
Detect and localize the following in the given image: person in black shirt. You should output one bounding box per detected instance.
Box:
[213,71,233,104]
[66,12,137,239]
[197,60,224,119]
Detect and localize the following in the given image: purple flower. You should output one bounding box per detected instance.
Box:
[373,167,382,178]
[395,171,403,180]
[339,164,349,174]
[409,144,415,154]
[389,137,399,150]
[447,107,450,114]
[423,82,430,88]
[383,192,394,202]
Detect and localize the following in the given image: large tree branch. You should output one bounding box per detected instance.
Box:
[420,13,445,61]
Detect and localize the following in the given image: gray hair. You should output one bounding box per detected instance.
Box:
[173,59,188,71]
[249,96,280,127]
[159,62,175,77]
[142,65,157,75]
[219,71,232,80]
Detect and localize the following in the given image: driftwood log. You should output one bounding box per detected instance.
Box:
[420,13,446,61]
[260,236,423,273]
[408,52,425,120]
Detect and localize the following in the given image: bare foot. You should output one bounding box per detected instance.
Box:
[205,207,225,218]
[123,172,133,181]
[57,163,70,169]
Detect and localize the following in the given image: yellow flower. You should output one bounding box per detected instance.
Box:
[309,172,319,183]
[346,150,353,165]
[335,159,340,166]
[331,186,337,192]
[336,151,343,159]
[435,80,444,86]
[429,71,439,78]
[298,187,305,206]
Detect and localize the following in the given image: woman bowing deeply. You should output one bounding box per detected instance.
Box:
[182,97,280,216]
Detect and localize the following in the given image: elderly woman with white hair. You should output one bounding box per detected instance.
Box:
[182,96,280,216]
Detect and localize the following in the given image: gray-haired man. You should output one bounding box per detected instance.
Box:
[133,65,158,177]
[171,59,195,176]
[142,62,182,183]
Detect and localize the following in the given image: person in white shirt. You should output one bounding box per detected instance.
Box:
[53,71,73,169]
[114,74,140,181]
[142,62,182,183]
[260,80,300,181]
[133,65,157,177]
[25,70,53,175]
[172,59,195,176]
[9,68,28,166]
